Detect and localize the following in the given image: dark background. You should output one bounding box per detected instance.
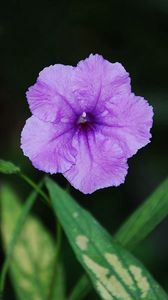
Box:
[0,0,168,299]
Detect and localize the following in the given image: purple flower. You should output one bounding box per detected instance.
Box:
[21,54,153,194]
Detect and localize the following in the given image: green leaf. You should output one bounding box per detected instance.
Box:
[46,177,168,300]
[115,177,168,250]
[0,185,65,300]
[0,159,20,174]
[69,176,168,300]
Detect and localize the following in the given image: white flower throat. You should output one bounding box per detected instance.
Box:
[78,112,88,124]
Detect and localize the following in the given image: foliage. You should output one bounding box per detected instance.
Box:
[0,184,65,300]
[0,159,168,300]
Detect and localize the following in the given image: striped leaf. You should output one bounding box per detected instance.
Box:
[46,177,168,300]
[0,184,65,300]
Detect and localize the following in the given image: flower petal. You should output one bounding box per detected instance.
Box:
[64,130,128,194]
[26,65,79,122]
[21,116,76,173]
[97,94,153,157]
[73,54,131,112]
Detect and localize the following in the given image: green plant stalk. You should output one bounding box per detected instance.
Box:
[68,276,92,300]
[20,173,50,205]
[47,181,71,300]
[68,177,168,300]
[47,220,62,300]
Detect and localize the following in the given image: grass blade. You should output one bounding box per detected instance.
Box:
[115,177,168,249]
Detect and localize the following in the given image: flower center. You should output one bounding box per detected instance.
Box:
[77,112,94,129]
[78,112,89,124]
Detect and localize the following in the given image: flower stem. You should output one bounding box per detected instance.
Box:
[19,173,50,205]
[47,220,62,300]
[47,182,70,300]
[68,276,91,300]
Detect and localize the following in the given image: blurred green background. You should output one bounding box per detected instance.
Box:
[0,0,168,299]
